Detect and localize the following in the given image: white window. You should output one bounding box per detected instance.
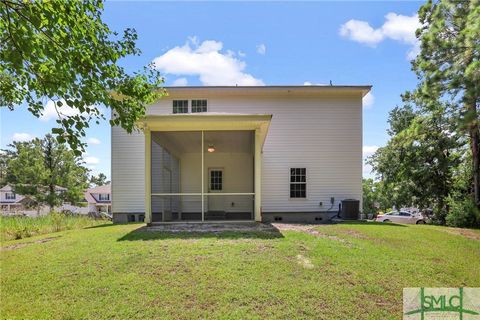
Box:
[192,100,207,113]
[290,168,306,198]
[99,194,110,201]
[5,192,16,200]
[210,170,223,191]
[173,100,188,114]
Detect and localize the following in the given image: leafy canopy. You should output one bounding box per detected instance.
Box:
[0,0,164,155]
[90,172,109,187]
[4,135,90,209]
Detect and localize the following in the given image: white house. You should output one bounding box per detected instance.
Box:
[0,184,67,215]
[111,85,370,224]
[83,184,111,215]
[0,185,27,212]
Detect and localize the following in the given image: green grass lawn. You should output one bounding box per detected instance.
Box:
[1,222,479,319]
[0,214,107,241]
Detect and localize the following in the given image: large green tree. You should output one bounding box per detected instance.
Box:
[0,0,164,154]
[368,103,462,222]
[411,0,480,206]
[4,135,89,211]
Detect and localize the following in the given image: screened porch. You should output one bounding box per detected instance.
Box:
[142,114,271,224]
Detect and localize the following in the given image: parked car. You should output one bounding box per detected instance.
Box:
[375,211,427,224]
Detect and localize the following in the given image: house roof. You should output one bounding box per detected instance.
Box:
[87,184,111,194]
[1,184,67,204]
[0,185,25,203]
[84,184,111,204]
[0,185,13,192]
[160,85,372,98]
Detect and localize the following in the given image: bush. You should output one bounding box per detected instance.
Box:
[446,196,480,228]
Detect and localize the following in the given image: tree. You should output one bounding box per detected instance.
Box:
[90,173,109,187]
[362,178,397,214]
[0,0,164,155]
[0,150,9,186]
[411,0,480,207]
[362,178,377,215]
[5,135,89,211]
[368,103,462,222]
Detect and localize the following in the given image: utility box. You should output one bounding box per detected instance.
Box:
[341,199,360,220]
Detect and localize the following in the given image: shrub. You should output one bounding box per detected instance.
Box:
[446,196,480,228]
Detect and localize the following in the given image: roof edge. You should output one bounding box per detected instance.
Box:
[159,85,372,97]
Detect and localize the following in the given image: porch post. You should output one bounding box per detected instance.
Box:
[145,128,152,224]
[254,129,262,222]
[201,130,205,221]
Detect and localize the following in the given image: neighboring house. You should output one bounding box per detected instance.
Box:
[112,85,370,224]
[0,184,67,215]
[83,184,111,215]
[0,185,26,212]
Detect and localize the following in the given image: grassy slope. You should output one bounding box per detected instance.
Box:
[1,222,479,319]
[0,214,107,241]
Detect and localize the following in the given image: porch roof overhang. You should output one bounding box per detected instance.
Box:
[139,113,272,149]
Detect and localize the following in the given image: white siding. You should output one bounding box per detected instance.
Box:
[112,92,362,214]
[111,127,145,213]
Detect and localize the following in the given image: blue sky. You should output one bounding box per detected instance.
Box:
[0,1,423,179]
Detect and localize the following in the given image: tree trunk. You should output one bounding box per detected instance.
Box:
[49,183,55,212]
[467,98,480,208]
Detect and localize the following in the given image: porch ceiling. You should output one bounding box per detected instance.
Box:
[153,131,253,154]
[140,113,272,149]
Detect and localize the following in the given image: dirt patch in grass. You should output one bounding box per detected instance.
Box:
[442,228,480,241]
[2,236,60,251]
[296,254,314,269]
[273,223,352,244]
[333,228,371,240]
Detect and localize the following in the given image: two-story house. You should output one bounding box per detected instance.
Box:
[111,85,370,224]
[83,184,112,215]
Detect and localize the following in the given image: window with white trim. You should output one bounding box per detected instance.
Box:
[290,168,306,198]
[99,193,110,201]
[5,192,16,200]
[173,100,188,114]
[210,170,223,191]
[191,100,207,113]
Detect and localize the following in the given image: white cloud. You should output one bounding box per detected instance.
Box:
[340,20,384,46]
[88,137,101,145]
[12,133,35,142]
[256,43,266,55]
[363,92,375,109]
[363,145,379,157]
[172,78,188,86]
[363,145,380,177]
[84,156,100,165]
[340,13,421,59]
[152,38,264,86]
[238,51,246,57]
[40,100,82,121]
[303,81,328,86]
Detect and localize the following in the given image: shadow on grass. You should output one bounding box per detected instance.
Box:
[84,222,117,229]
[117,224,284,241]
[335,220,408,227]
